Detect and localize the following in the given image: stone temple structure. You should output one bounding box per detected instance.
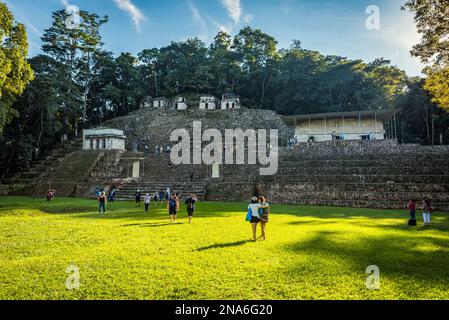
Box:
[8,106,449,211]
[174,97,188,110]
[221,94,241,110]
[82,128,126,151]
[199,96,217,110]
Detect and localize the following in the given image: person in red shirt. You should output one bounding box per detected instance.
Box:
[407,199,416,220]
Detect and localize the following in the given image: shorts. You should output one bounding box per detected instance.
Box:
[250,216,260,223]
[187,209,194,217]
[169,209,178,215]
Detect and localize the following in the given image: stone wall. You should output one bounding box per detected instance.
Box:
[103,108,293,151]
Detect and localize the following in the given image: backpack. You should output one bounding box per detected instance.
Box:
[169,198,177,210]
[408,219,417,226]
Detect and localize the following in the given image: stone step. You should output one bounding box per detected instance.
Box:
[271,198,449,211]
[267,190,449,202]
[262,182,449,193]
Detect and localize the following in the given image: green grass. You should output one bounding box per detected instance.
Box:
[0,196,448,300]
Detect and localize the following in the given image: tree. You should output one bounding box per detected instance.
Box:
[209,31,241,95]
[402,0,449,67]
[424,67,449,112]
[0,2,34,134]
[0,55,62,177]
[232,27,279,108]
[403,0,449,113]
[41,9,108,137]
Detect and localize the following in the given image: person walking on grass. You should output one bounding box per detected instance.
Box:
[185,194,198,224]
[135,189,142,207]
[407,199,417,226]
[422,199,433,227]
[153,191,159,207]
[144,193,151,212]
[159,189,165,203]
[98,191,107,215]
[248,197,261,241]
[258,196,270,240]
[168,193,179,223]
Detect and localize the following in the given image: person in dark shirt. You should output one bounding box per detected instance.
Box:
[135,190,142,207]
[185,194,198,224]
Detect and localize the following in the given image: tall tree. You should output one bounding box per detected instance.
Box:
[0,2,34,134]
[233,27,279,108]
[41,9,108,137]
[403,0,449,112]
[209,31,241,95]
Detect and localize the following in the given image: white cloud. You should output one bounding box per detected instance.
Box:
[113,0,147,32]
[220,0,251,25]
[189,1,207,31]
[188,1,210,42]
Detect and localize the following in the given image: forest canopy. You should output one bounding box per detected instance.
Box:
[1,3,448,178]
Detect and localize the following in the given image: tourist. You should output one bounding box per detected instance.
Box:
[166,187,171,203]
[248,197,262,241]
[422,199,433,227]
[258,196,270,240]
[144,193,151,212]
[108,188,116,203]
[407,199,416,226]
[153,191,159,206]
[185,194,197,224]
[46,189,53,201]
[159,189,165,203]
[135,189,142,207]
[98,191,107,214]
[168,193,179,223]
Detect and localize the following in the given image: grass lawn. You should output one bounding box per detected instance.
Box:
[0,196,448,300]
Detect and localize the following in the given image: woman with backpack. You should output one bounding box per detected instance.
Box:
[168,193,179,223]
[422,199,433,227]
[185,194,198,224]
[258,196,269,240]
[247,197,268,241]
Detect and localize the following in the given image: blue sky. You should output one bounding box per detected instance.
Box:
[5,0,424,76]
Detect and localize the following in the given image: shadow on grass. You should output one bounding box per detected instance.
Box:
[284,228,449,295]
[196,240,253,251]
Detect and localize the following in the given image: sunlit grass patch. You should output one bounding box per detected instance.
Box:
[0,196,448,300]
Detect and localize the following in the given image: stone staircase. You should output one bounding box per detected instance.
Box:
[114,181,207,201]
[4,139,82,194]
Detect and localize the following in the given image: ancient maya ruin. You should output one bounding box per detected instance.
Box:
[6,95,449,211]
